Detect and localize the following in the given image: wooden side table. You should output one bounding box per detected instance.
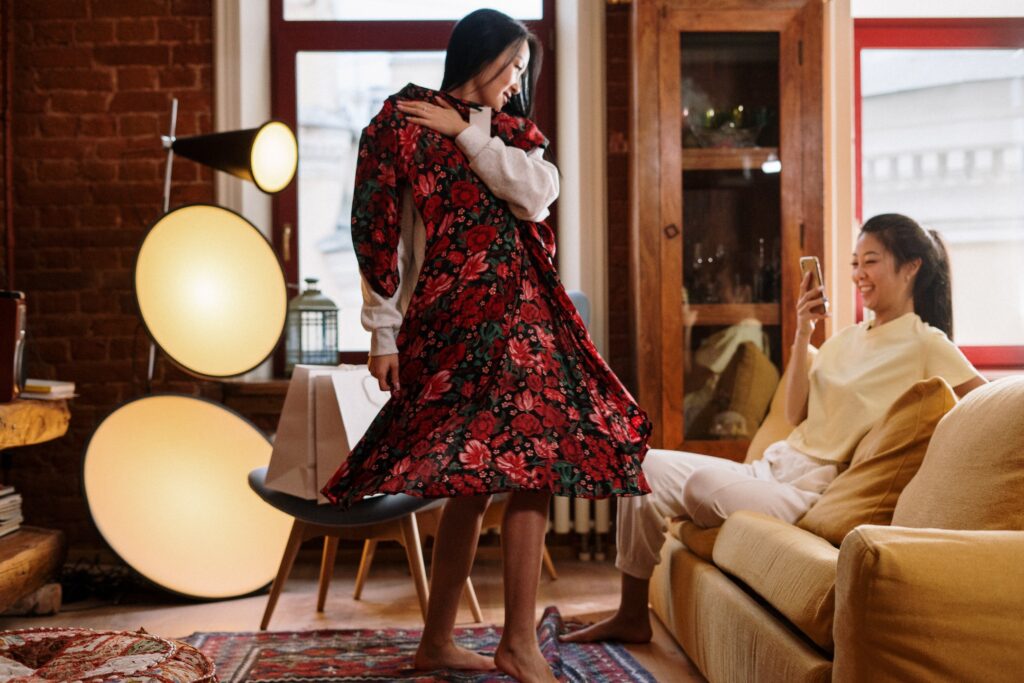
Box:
[0,398,70,612]
[0,398,69,450]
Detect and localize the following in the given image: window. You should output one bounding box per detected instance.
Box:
[272,0,555,355]
[284,0,543,22]
[856,19,1024,367]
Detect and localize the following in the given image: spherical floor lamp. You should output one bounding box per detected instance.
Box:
[83,100,300,599]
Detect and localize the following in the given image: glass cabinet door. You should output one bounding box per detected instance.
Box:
[636,0,823,458]
[678,32,784,448]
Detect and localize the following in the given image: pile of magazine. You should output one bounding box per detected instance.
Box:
[0,485,22,538]
[20,379,75,401]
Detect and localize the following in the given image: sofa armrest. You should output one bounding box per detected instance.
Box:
[834,525,1024,683]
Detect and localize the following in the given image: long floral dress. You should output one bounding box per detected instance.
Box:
[322,84,650,508]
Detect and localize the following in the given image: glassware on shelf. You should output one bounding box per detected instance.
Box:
[686,104,770,149]
[753,237,766,303]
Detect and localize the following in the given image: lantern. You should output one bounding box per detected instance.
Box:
[285,278,339,374]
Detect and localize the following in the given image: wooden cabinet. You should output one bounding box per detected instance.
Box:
[631,0,826,459]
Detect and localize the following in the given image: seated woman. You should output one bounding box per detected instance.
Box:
[563,213,987,644]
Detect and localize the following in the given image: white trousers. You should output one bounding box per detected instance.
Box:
[615,442,839,580]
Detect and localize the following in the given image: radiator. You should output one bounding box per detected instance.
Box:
[553,496,612,561]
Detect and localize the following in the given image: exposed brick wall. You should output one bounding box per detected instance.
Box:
[605,4,635,394]
[8,1,214,551]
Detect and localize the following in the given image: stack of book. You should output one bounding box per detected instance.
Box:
[0,485,22,538]
[20,379,75,401]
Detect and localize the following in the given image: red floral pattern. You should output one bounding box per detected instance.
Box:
[322,84,650,507]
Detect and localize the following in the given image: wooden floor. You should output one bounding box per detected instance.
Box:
[0,552,704,682]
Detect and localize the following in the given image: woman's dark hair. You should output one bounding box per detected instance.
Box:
[440,9,542,118]
[860,213,954,339]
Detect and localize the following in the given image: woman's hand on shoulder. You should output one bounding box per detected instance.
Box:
[397,97,470,138]
[796,270,829,340]
[368,353,400,392]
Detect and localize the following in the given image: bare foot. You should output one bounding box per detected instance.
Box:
[494,639,558,683]
[413,641,495,671]
[559,612,653,644]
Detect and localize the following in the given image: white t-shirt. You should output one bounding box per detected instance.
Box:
[787,312,978,464]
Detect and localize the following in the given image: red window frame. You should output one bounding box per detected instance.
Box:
[268,1,557,352]
[854,18,1024,368]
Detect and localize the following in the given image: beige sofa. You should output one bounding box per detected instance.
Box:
[649,373,1024,682]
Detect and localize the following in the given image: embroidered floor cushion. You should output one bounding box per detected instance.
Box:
[0,627,216,682]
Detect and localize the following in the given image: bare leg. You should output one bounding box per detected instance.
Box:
[559,572,653,643]
[414,495,495,671]
[494,491,558,683]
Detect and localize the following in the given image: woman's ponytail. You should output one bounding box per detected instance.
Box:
[917,229,953,339]
[860,214,954,339]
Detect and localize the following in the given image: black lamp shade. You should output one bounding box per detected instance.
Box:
[171,121,297,194]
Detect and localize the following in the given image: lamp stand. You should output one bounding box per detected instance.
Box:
[147,97,180,385]
[160,97,179,214]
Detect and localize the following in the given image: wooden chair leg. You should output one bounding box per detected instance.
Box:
[542,545,558,581]
[261,519,307,631]
[399,513,430,622]
[463,577,484,623]
[317,535,340,612]
[352,539,377,600]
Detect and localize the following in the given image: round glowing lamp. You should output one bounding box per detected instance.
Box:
[170,121,298,194]
[83,395,293,598]
[134,204,287,378]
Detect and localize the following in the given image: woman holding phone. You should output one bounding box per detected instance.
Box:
[320,9,651,680]
[564,212,986,644]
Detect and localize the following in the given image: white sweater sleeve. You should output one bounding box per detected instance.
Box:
[360,187,423,356]
[455,123,560,222]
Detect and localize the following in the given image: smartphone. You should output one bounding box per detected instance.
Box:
[799,256,829,315]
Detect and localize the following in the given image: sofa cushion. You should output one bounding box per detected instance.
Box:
[745,346,816,463]
[671,519,720,562]
[651,535,833,683]
[893,376,1024,530]
[713,511,839,651]
[692,341,780,440]
[797,377,956,546]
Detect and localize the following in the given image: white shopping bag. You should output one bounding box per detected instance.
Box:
[265,364,390,504]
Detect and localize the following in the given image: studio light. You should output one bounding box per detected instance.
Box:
[168,121,298,194]
[82,101,298,600]
[83,395,292,599]
[134,204,287,378]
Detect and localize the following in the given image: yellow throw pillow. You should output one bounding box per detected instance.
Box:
[745,345,817,463]
[797,377,956,546]
[671,519,720,562]
[892,376,1024,530]
[690,341,779,440]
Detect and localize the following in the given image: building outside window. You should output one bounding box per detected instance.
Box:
[857,19,1024,367]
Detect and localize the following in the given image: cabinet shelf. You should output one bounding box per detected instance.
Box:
[682,147,778,171]
[689,303,780,327]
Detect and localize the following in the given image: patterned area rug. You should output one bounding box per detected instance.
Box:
[184,607,655,682]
